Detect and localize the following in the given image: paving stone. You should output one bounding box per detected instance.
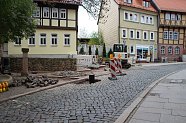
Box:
[0,64,186,122]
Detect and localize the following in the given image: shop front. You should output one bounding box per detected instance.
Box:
[136,45,154,62]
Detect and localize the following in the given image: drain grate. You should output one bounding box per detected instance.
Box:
[170,79,183,84]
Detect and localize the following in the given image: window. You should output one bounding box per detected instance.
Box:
[60,9,66,19]
[150,17,153,24]
[176,14,181,21]
[174,32,179,40]
[64,34,70,46]
[52,8,58,18]
[130,13,133,21]
[124,0,132,4]
[168,46,173,54]
[163,31,168,39]
[133,14,138,22]
[175,47,180,54]
[28,34,35,45]
[165,13,170,20]
[150,32,154,40]
[40,34,46,45]
[130,46,134,53]
[129,30,134,39]
[143,1,150,7]
[161,46,165,54]
[169,31,173,40]
[122,29,127,38]
[143,31,148,40]
[43,7,49,18]
[14,37,21,45]
[136,30,141,39]
[51,34,58,45]
[141,15,145,23]
[33,7,40,17]
[146,16,149,23]
[171,14,176,20]
[124,12,129,20]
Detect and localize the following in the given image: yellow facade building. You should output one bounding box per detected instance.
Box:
[8,0,81,58]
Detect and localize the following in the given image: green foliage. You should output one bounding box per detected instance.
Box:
[79,46,85,54]
[108,48,114,58]
[88,32,104,45]
[102,43,106,58]
[0,0,36,43]
[89,45,92,55]
[95,47,99,55]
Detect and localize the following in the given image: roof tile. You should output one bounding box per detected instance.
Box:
[154,0,186,12]
[115,0,157,12]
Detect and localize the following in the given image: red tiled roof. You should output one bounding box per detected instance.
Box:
[153,0,186,12]
[115,0,157,12]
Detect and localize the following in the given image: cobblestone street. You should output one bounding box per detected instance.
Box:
[1,64,186,123]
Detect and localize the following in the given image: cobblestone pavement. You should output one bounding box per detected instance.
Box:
[1,64,186,123]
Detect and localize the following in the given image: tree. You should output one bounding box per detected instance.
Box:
[102,43,106,57]
[0,0,36,44]
[79,28,89,38]
[82,0,111,23]
[95,47,99,55]
[79,46,85,55]
[108,48,114,58]
[89,45,92,55]
[88,32,104,45]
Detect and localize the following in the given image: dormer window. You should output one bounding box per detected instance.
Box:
[143,0,150,7]
[124,0,132,4]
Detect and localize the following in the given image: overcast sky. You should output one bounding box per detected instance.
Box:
[78,6,98,37]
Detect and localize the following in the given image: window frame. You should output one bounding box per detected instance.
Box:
[143,31,148,40]
[165,13,170,20]
[150,32,155,40]
[163,31,168,40]
[122,29,127,38]
[64,34,70,46]
[171,14,176,20]
[40,33,47,45]
[161,46,165,54]
[33,7,40,17]
[175,47,180,55]
[43,7,49,18]
[124,12,129,20]
[51,34,58,46]
[14,37,21,45]
[136,30,141,39]
[60,9,66,19]
[129,29,135,39]
[174,32,179,40]
[141,15,145,23]
[169,31,173,40]
[168,46,173,54]
[28,34,35,45]
[52,8,58,18]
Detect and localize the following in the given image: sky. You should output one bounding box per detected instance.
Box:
[78,6,98,38]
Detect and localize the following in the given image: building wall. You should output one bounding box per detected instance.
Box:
[8,29,77,56]
[10,58,76,72]
[8,2,78,57]
[98,0,119,51]
[119,6,158,61]
[158,11,186,61]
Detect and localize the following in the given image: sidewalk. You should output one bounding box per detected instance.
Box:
[115,69,186,123]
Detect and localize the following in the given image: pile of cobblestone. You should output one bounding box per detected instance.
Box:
[11,75,58,88]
